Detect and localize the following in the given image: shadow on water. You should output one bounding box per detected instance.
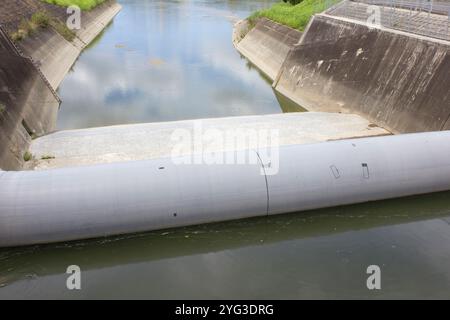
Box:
[239,54,273,86]
[1,191,450,288]
[84,20,114,51]
[237,53,307,113]
[274,89,307,113]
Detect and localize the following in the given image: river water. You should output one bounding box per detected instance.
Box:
[1,0,450,299]
[56,0,285,130]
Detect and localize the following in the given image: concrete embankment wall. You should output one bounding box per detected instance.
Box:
[0,28,60,170]
[234,18,302,80]
[0,1,121,170]
[274,14,450,133]
[18,1,122,89]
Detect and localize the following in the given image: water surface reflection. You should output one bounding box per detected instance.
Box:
[57,0,283,129]
[1,191,450,299]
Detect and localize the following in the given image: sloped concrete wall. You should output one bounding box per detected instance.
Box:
[0,0,52,32]
[18,1,122,90]
[19,28,80,90]
[0,39,59,170]
[274,14,450,133]
[0,1,121,170]
[234,18,302,80]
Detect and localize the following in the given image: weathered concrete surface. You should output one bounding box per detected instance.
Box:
[355,0,450,16]
[328,1,450,41]
[0,30,59,170]
[18,1,122,89]
[234,18,302,80]
[76,1,122,47]
[19,29,80,90]
[28,113,388,170]
[0,0,51,32]
[232,19,251,47]
[0,1,122,170]
[274,13,450,133]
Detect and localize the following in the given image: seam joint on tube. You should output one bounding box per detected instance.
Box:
[255,150,270,216]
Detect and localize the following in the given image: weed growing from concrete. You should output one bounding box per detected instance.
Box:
[41,155,56,160]
[23,151,33,162]
[31,11,51,28]
[10,11,75,42]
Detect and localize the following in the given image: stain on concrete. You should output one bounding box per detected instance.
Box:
[274,14,450,133]
[0,0,122,170]
[0,28,59,170]
[234,18,302,81]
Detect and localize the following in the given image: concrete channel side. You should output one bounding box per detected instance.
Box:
[28,112,389,170]
[18,1,122,90]
[0,2,122,170]
[0,30,60,170]
[234,18,302,81]
[274,13,450,133]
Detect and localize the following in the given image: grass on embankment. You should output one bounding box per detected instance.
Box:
[249,0,340,31]
[10,11,76,42]
[43,0,107,11]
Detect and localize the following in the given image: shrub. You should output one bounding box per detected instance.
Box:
[10,31,25,41]
[19,19,35,36]
[10,10,75,42]
[282,0,304,4]
[23,151,33,162]
[41,155,56,160]
[31,11,51,28]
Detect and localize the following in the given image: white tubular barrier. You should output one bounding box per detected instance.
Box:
[1,131,450,247]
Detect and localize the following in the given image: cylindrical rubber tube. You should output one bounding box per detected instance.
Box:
[1,131,449,247]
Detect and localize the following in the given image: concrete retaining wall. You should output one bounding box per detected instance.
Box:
[0,31,60,170]
[274,14,450,133]
[234,18,302,80]
[0,1,121,170]
[18,1,122,89]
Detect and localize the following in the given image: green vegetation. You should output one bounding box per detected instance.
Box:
[31,11,51,28]
[50,19,76,41]
[10,11,51,42]
[10,11,75,42]
[282,0,303,4]
[43,0,107,11]
[41,155,56,160]
[0,103,6,116]
[23,151,33,162]
[249,0,340,31]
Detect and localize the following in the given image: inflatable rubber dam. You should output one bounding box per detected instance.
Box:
[1,131,450,247]
[0,0,450,248]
